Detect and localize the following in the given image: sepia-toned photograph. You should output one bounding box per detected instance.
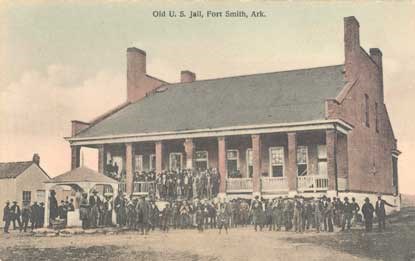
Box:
[0,1,414,260]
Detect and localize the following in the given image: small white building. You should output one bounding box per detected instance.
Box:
[0,154,51,223]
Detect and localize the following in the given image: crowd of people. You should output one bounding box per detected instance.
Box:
[105,167,222,201]
[2,200,45,233]
[69,190,396,235]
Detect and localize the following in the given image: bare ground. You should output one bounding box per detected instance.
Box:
[0,208,414,261]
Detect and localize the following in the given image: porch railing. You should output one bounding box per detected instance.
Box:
[297,176,329,192]
[226,178,253,193]
[133,181,155,195]
[261,177,288,193]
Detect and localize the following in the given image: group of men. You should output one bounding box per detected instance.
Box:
[3,200,45,233]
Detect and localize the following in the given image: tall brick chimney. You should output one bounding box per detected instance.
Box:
[344,16,360,79]
[344,16,360,56]
[181,70,196,83]
[370,48,384,103]
[127,47,147,102]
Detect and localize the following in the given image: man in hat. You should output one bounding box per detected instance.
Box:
[49,190,58,224]
[351,197,360,226]
[362,197,375,232]
[341,197,353,232]
[30,201,40,230]
[103,194,114,227]
[10,200,22,231]
[375,194,396,232]
[21,201,32,232]
[58,200,68,224]
[39,202,45,228]
[89,190,101,228]
[3,201,11,233]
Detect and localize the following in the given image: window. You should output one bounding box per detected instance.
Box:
[169,153,183,170]
[246,149,253,178]
[195,151,209,170]
[134,155,143,172]
[269,147,284,177]
[317,145,328,176]
[375,102,379,133]
[22,191,31,204]
[392,156,398,187]
[227,150,239,177]
[297,146,308,176]
[149,154,156,171]
[364,94,370,127]
[36,190,45,204]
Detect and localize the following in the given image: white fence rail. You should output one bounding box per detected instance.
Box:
[297,176,329,192]
[261,177,288,192]
[226,178,253,193]
[133,181,155,195]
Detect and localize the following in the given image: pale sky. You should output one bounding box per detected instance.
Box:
[0,1,414,194]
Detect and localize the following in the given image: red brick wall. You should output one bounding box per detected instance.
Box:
[327,18,397,194]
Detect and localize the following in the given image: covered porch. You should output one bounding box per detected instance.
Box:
[68,120,351,196]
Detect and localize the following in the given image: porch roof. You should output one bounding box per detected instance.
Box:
[73,65,346,140]
[45,167,118,184]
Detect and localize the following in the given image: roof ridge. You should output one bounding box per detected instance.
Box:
[0,160,33,165]
[165,64,345,87]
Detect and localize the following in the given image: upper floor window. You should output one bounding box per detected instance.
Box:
[195,151,209,171]
[364,94,370,127]
[246,149,253,178]
[227,150,239,177]
[169,153,183,170]
[134,155,143,172]
[297,146,308,176]
[269,147,284,177]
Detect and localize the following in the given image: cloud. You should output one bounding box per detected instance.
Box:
[0,65,125,175]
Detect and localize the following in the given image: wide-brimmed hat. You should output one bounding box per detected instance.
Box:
[365,197,370,202]
[92,190,98,194]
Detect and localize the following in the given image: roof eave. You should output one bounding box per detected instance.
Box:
[66,119,353,146]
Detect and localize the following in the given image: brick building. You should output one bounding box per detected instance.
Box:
[66,17,400,209]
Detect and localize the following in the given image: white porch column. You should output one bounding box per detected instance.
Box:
[44,183,52,227]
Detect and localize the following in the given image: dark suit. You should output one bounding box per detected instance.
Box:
[375,199,394,231]
[3,205,11,233]
[10,204,22,230]
[362,202,374,232]
[89,195,102,228]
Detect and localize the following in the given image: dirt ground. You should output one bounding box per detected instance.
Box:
[0,208,414,261]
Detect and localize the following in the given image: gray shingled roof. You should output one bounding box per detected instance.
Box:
[76,65,346,138]
[0,161,33,179]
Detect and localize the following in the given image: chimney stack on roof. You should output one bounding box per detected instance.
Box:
[344,16,360,55]
[32,153,40,165]
[181,70,196,83]
[370,48,384,103]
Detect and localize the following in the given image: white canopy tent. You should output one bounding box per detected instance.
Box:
[44,166,119,227]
